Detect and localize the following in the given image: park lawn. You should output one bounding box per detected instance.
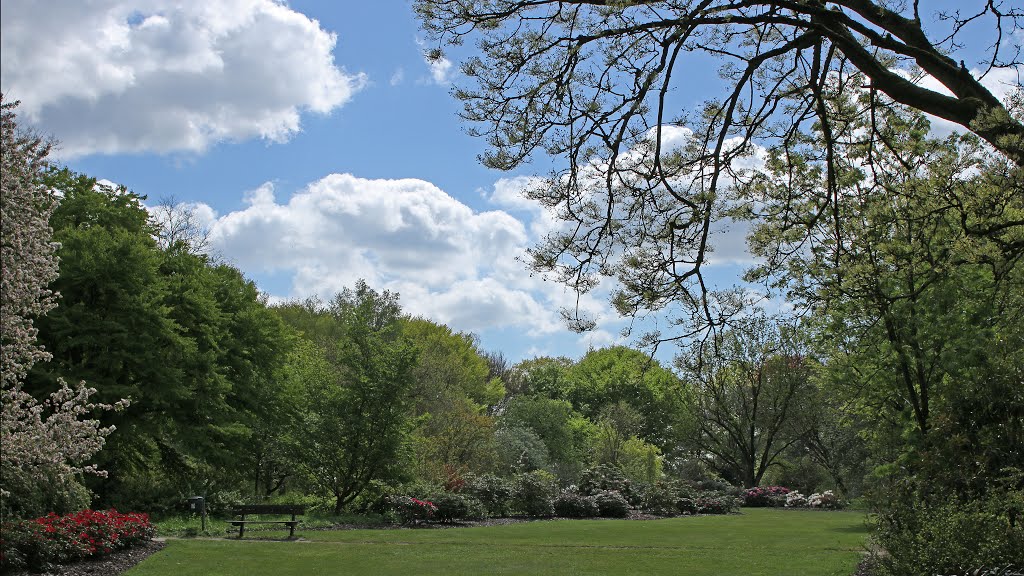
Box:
[130,508,869,576]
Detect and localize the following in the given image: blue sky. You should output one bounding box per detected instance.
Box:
[1,1,1017,363]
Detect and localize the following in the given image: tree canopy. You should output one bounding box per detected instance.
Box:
[417,0,1024,339]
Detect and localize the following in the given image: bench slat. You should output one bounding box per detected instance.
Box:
[233,505,305,515]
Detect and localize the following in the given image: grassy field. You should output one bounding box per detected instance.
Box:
[131,509,869,576]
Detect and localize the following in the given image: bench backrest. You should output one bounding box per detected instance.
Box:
[233,504,305,516]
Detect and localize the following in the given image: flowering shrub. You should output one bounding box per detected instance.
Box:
[676,497,698,515]
[695,494,740,515]
[553,489,599,518]
[592,490,631,518]
[741,486,791,507]
[388,496,438,524]
[0,509,153,572]
[807,491,842,509]
[785,492,808,507]
[427,492,487,523]
[639,481,680,516]
[579,465,634,503]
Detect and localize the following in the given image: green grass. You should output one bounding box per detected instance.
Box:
[131,509,869,576]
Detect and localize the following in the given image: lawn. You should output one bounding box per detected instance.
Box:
[130,509,869,576]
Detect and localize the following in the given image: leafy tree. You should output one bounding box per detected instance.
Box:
[677,316,815,487]
[399,318,503,481]
[739,99,1024,496]
[288,282,418,514]
[0,98,121,516]
[738,96,1023,568]
[417,1,1023,341]
[504,356,574,398]
[29,170,291,505]
[500,395,592,479]
[563,347,690,456]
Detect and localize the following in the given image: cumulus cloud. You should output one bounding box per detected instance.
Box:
[0,0,366,157]
[193,174,610,337]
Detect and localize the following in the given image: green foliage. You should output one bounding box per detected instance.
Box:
[425,492,487,523]
[578,465,633,502]
[26,169,292,509]
[553,489,599,518]
[282,281,418,514]
[677,315,815,488]
[873,499,1024,576]
[0,468,92,520]
[563,347,689,456]
[493,426,550,474]
[694,494,740,515]
[591,490,630,518]
[499,395,589,479]
[637,481,683,516]
[512,470,557,517]
[462,474,515,518]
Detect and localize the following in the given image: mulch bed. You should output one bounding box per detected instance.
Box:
[10,541,166,576]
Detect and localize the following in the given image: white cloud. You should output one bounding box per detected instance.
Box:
[415,37,453,85]
[196,173,611,337]
[900,64,1023,137]
[426,55,453,85]
[0,0,366,157]
[390,68,405,86]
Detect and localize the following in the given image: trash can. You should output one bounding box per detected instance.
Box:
[187,496,207,531]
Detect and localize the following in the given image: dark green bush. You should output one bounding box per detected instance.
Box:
[640,481,682,516]
[428,492,487,523]
[874,500,1024,576]
[463,474,515,518]
[676,497,698,515]
[513,471,556,517]
[553,489,599,518]
[592,490,630,518]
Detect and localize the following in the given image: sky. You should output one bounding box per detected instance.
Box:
[1,1,1019,363]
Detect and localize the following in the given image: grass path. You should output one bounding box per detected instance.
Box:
[130,509,869,575]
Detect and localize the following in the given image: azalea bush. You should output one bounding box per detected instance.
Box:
[785,492,808,507]
[388,496,438,525]
[695,493,740,515]
[807,491,843,509]
[741,486,791,507]
[553,489,599,518]
[0,509,154,572]
[592,490,630,518]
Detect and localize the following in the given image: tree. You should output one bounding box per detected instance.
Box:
[151,195,212,254]
[500,395,592,479]
[738,100,1024,494]
[288,282,418,514]
[677,316,814,487]
[29,170,291,507]
[737,98,1024,569]
[0,97,120,516]
[563,346,690,455]
[417,0,1023,338]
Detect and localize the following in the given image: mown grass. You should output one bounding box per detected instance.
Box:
[133,508,869,576]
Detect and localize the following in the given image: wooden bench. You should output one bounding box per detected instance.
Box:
[228,504,305,538]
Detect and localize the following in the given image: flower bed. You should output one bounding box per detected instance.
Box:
[388,496,438,525]
[740,486,791,507]
[0,509,154,572]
